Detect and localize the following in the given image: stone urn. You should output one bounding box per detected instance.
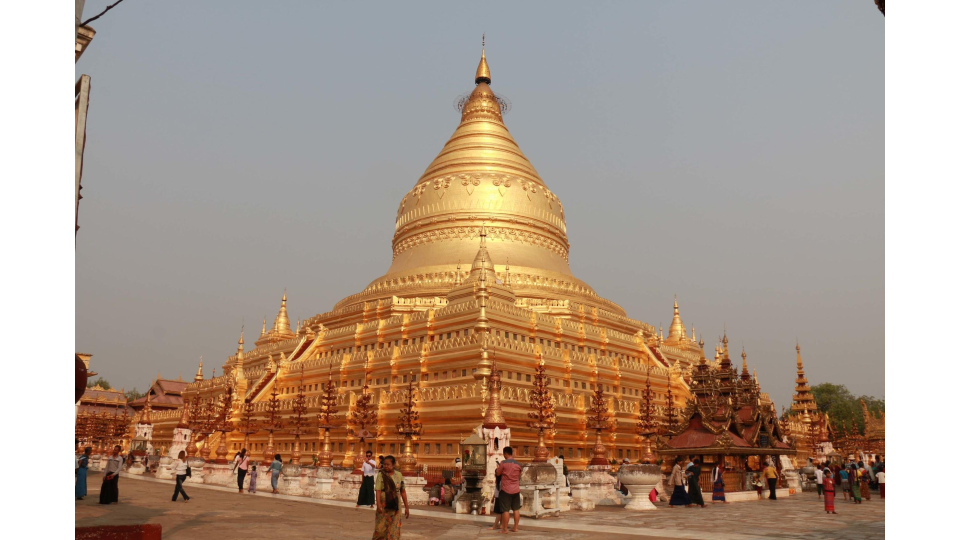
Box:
[618,463,661,511]
[520,462,557,486]
[281,462,302,476]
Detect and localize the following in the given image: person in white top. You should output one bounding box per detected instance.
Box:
[357,450,378,507]
[99,445,124,504]
[877,470,885,499]
[814,464,825,499]
[172,450,190,502]
[234,449,250,494]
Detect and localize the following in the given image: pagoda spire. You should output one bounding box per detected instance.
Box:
[790,342,817,415]
[194,357,204,383]
[740,347,751,381]
[176,397,191,428]
[139,391,153,425]
[260,317,266,337]
[475,34,491,84]
[273,290,292,335]
[666,296,686,344]
[482,346,506,429]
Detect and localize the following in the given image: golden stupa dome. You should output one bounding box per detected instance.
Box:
[335,44,622,315]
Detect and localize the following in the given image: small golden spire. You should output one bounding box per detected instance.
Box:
[504,257,511,287]
[475,35,491,84]
[238,327,244,346]
[455,260,462,286]
[741,347,748,372]
[261,317,266,337]
[482,345,506,429]
[194,356,204,382]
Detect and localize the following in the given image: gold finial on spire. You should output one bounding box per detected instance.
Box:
[504,257,511,287]
[455,260,462,286]
[475,35,491,84]
[260,317,266,337]
[194,356,204,382]
[238,326,244,346]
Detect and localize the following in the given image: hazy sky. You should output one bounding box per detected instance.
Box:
[76,1,884,408]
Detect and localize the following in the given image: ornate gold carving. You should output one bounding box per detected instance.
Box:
[392,225,569,261]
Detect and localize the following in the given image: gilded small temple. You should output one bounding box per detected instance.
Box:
[131,45,790,471]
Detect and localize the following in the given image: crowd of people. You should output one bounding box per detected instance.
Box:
[815,455,885,514]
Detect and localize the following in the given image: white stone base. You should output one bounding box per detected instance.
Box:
[279,474,304,496]
[722,488,793,503]
[520,485,561,519]
[623,484,658,510]
[404,477,428,506]
[202,463,236,487]
[127,462,146,475]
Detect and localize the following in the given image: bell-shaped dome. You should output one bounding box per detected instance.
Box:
[335,45,622,315]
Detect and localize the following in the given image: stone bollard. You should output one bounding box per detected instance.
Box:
[567,471,595,511]
[184,458,207,484]
[278,463,304,496]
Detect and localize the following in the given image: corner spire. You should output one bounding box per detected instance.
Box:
[475,35,491,84]
[666,296,686,344]
[194,356,204,383]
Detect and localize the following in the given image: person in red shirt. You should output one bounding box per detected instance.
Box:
[495,447,523,534]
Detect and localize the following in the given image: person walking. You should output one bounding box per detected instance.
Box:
[668,457,691,508]
[76,447,92,500]
[687,458,706,507]
[849,465,863,504]
[859,464,871,501]
[823,468,837,514]
[234,449,250,494]
[373,455,409,540]
[877,468,885,499]
[172,451,190,502]
[838,466,850,500]
[99,445,124,504]
[248,463,258,493]
[711,462,726,503]
[814,464,824,500]
[488,469,505,530]
[269,454,283,494]
[495,447,523,534]
[357,450,378,508]
[762,460,779,500]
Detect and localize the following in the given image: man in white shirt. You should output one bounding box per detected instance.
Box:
[99,445,124,504]
[814,464,824,499]
[356,450,378,508]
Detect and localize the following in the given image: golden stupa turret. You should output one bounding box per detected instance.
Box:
[334,39,615,315]
[256,291,296,346]
[194,357,204,383]
[665,297,686,344]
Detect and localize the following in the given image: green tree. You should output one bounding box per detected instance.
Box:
[811,383,885,435]
[125,388,146,401]
[87,376,112,389]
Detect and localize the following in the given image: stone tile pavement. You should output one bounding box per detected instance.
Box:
[76,472,883,539]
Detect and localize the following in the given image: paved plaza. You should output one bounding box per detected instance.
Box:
[76,472,884,539]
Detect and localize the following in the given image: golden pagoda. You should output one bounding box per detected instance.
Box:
[142,44,742,469]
